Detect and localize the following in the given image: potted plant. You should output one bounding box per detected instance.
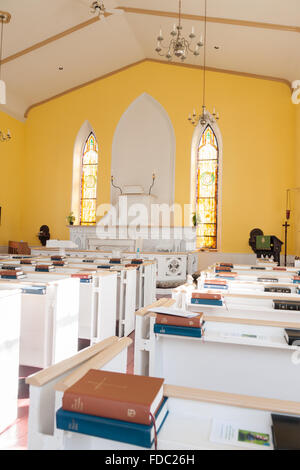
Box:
[66,212,75,226]
[192,212,197,227]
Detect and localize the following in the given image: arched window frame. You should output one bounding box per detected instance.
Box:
[71,121,99,226]
[190,113,222,250]
[80,132,98,225]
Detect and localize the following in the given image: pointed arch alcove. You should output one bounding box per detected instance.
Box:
[191,114,223,250]
[111,93,175,207]
[71,120,99,225]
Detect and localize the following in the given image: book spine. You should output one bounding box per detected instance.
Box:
[62,394,151,425]
[156,314,202,328]
[154,324,202,338]
[191,298,223,306]
[56,410,153,448]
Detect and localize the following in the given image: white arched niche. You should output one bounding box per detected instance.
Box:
[190,112,223,249]
[111,93,175,207]
[71,120,97,224]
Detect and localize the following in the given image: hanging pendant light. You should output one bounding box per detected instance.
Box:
[188,0,220,126]
[0,14,6,105]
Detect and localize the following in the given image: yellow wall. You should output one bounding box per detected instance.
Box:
[15,60,297,252]
[294,103,300,255]
[0,111,25,246]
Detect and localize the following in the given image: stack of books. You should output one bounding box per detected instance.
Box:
[131,259,143,265]
[284,329,300,345]
[292,276,300,284]
[110,258,121,264]
[71,273,93,283]
[154,310,204,338]
[216,272,238,279]
[21,259,36,265]
[273,267,287,271]
[204,279,228,290]
[219,263,233,268]
[191,292,223,306]
[215,266,232,273]
[56,369,169,449]
[52,261,66,266]
[35,264,55,272]
[51,256,66,261]
[0,269,26,279]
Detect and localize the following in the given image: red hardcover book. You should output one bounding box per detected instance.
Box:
[217,272,238,278]
[62,369,164,425]
[205,279,227,285]
[293,276,300,281]
[0,269,24,277]
[273,267,286,271]
[71,273,92,279]
[156,313,203,328]
[192,292,221,300]
[216,266,231,271]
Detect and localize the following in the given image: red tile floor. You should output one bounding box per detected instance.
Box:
[0,332,135,450]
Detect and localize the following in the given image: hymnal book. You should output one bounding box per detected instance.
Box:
[216,272,238,279]
[264,286,291,293]
[148,306,199,319]
[51,256,65,261]
[257,277,278,283]
[250,266,266,270]
[204,281,228,290]
[273,267,286,271]
[82,259,95,263]
[62,370,164,426]
[131,259,143,264]
[204,279,227,286]
[191,292,223,306]
[156,313,203,328]
[1,265,22,271]
[271,414,300,450]
[293,276,300,284]
[110,259,121,264]
[0,269,26,279]
[71,273,93,280]
[35,264,55,272]
[215,267,232,272]
[21,286,46,295]
[97,265,111,269]
[56,397,169,449]
[219,263,233,268]
[53,261,65,266]
[284,329,300,346]
[154,323,202,338]
[21,260,36,265]
[273,299,300,311]
[210,419,272,450]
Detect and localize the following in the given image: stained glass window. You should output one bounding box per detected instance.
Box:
[80,133,98,225]
[196,125,219,249]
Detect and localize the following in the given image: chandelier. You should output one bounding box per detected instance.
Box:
[0,11,10,105]
[155,0,203,62]
[188,0,220,126]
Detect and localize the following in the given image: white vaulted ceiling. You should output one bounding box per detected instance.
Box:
[0,0,299,120]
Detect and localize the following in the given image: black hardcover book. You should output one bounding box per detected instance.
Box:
[273,299,300,311]
[284,329,300,346]
[251,266,266,270]
[258,277,279,283]
[264,287,291,293]
[271,414,300,450]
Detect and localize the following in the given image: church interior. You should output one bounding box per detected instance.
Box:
[0,0,300,451]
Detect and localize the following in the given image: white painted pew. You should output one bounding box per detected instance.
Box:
[134,299,300,402]
[26,336,132,450]
[0,288,22,433]
[0,277,80,368]
[0,265,118,342]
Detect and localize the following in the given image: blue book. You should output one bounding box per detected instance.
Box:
[154,323,202,338]
[293,279,300,284]
[80,279,93,284]
[21,286,46,295]
[97,265,111,269]
[204,284,228,290]
[56,397,169,449]
[190,298,223,306]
